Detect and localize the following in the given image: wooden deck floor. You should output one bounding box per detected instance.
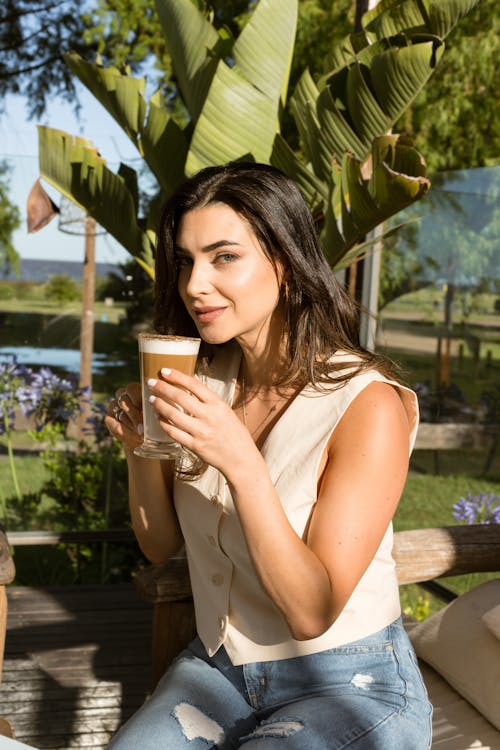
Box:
[0,584,153,749]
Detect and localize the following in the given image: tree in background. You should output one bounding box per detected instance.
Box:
[0,160,21,276]
[396,0,499,172]
[0,0,94,119]
[97,258,154,324]
[44,273,81,304]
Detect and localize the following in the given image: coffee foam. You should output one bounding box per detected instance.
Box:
[139,337,200,355]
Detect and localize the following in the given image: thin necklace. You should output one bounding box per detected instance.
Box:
[240,370,287,437]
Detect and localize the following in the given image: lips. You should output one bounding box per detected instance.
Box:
[193,306,227,323]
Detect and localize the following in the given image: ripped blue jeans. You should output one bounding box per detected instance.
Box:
[108,617,432,749]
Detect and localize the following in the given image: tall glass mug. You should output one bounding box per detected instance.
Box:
[134,333,201,460]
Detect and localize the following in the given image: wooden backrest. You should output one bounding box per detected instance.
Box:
[392,524,500,584]
[413,423,499,451]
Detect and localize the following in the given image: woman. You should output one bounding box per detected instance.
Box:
[106,162,432,749]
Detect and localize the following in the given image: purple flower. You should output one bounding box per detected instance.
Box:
[452,492,500,525]
[0,356,34,434]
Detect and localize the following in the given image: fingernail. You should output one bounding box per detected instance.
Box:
[147,378,157,387]
[161,368,171,376]
[137,424,144,435]
[148,395,156,404]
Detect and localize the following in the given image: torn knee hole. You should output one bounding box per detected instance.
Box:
[173,702,225,744]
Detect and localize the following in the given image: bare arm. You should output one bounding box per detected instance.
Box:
[149,372,410,640]
[106,383,184,564]
[227,381,410,639]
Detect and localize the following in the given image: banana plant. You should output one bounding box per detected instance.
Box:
[272,0,480,258]
[37,0,480,278]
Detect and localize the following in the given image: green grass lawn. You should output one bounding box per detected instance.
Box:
[0,454,48,507]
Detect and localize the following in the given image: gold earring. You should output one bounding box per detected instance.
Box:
[283,281,290,302]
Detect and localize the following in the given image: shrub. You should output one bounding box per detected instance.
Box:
[0,282,14,300]
[44,274,81,303]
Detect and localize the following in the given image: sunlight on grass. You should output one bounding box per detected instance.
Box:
[396,473,500,531]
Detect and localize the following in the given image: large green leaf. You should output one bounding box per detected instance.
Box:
[270,133,327,220]
[327,0,479,75]
[155,0,220,123]
[363,0,480,39]
[185,0,298,174]
[233,0,297,108]
[63,54,188,198]
[316,37,443,166]
[289,70,327,178]
[186,61,278,174]
[65,52,146,148]
[38,126,155,277]
[322,135,430,267]
[141,92,188,197]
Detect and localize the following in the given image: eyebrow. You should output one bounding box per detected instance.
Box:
[174,239,241,255]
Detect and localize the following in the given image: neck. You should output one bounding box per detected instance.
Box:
[235,315,287,388]
[237,342,287,389]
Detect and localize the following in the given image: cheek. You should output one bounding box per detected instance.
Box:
[233,263,280,305]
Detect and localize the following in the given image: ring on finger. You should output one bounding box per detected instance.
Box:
[117,392,127,409]
[111,404,124,421]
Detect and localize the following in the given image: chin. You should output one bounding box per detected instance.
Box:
[198,329,233,346]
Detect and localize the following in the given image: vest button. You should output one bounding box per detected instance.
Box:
[207,534,216,547]
[210,494,221,506]
[211,574,224,586]
[218,616,225,630]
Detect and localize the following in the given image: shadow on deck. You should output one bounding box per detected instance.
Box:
[0,584,152,749]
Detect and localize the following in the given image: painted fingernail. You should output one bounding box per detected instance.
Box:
[137,424,144,435]
[161,368,172,376]
[148,395,156,404]
[147,378,157,387]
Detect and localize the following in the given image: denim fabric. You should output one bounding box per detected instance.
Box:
[108,617,432,749]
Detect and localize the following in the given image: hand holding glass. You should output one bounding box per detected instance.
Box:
[134,334,201,460]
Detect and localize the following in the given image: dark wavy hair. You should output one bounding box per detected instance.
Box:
[154,162,397,388]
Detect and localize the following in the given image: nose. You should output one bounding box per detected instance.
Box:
[181,259,213,299]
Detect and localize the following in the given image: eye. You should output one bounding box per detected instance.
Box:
[175,255,192,269]
[214,252,238,264]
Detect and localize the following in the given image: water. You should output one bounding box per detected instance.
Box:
[0,346,124,374]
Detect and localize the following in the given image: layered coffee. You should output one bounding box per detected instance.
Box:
[135,334,201,458]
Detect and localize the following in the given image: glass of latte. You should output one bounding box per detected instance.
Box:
[134,333,201,459]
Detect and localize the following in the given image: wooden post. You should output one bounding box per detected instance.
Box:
[77,216,96,439]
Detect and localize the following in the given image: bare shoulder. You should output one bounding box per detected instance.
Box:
[329,380,410,453]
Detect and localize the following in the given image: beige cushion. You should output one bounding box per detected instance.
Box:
[482,604,500,640]
[419,662,500,749]
[409,579,500,732]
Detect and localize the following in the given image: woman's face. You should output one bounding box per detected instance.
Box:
[175,203,282,348]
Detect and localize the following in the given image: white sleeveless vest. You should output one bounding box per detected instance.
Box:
[173,343,419,666]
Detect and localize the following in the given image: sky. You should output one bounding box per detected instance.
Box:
[1,90,137,264]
